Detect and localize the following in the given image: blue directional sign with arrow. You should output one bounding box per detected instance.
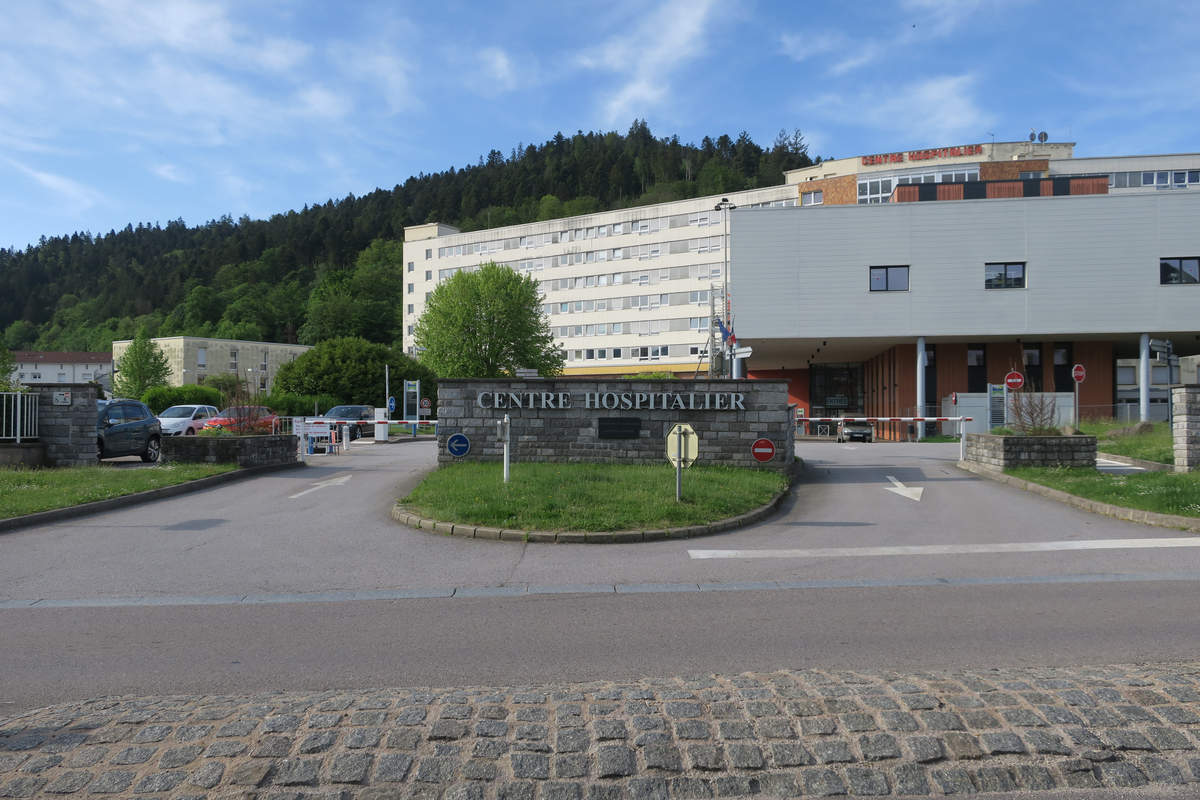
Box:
[387,395,396,413]
[447,433,470,457]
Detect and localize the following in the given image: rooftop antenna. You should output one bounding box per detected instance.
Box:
[987,131,995,146]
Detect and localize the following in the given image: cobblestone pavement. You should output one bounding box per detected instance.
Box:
[5,663,1200,798]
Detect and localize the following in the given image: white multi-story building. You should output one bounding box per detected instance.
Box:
[9,351,112,389]
[403,186,798,376]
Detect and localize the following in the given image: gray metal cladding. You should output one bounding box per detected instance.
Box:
[731,192,1200,339]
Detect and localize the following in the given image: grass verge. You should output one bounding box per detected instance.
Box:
[0,463,238,519]
[1007,466,1200,518]
[1077,419,1173,464]
[402,462,789,531]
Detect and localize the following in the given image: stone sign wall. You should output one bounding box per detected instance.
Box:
[1174,385,1200,472]
[436,379,793,471]
[35,383,98,467]
[964,433,1097,469]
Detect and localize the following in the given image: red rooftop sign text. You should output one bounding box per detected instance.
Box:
[862,144,984,166]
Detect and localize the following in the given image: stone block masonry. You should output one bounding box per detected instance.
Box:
[964,433,1097,469]
[1174,385,1200,472]
[32,383,98,467]
[437,379,792,471]
[162,434,300,467]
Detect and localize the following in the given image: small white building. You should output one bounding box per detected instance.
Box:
[10,351,113,390]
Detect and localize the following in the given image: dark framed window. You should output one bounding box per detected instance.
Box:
[985,262,1025,289]
[869,265,909,291]
[967,343,987,393]
[1160,257,1199,284]
[1022,342,1043,392]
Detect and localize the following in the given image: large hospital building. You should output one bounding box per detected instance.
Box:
[402,139,1200,436]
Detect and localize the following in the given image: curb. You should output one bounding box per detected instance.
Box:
[391,459,802,544]
[956,459,1200,533]
[0,461,307,534]
[1096,450,1175,472]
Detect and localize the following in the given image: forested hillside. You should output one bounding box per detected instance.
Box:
[0,121,814,353]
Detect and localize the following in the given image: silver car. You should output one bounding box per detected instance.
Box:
[157,404,220,436]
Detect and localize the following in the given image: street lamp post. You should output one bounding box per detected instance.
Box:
[714,197,737,377]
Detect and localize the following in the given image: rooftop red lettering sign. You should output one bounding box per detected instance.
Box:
[861,144,983,167]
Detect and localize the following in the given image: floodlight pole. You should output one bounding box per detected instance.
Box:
[715,197,737,378]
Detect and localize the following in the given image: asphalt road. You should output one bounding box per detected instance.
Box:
[2,439,1199,718]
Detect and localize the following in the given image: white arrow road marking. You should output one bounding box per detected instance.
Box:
[885,475,923,501]
[1098,458,1145,471]
[289,473,352,499]
[689,537,1200,560]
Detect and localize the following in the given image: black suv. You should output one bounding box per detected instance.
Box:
[321,405,374,441]
[97,399,162,462]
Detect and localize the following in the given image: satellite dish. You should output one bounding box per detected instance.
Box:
[1038,131,1048,143]
[1029,131,1036,142]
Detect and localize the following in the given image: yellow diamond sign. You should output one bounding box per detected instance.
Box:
[666,422,698,468]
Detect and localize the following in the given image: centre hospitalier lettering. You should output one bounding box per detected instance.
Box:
[476,391,746,412]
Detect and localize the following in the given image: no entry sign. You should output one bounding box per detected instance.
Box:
[1004,371,1025,391]
[751,438,776,462]
[1072,364,1086,383]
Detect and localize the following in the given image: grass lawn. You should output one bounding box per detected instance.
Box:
[1007,466,1200,518]
[402,462,789,531]
[1078,419,1173,464]
[389,423,437,435]
[0,463,238,519]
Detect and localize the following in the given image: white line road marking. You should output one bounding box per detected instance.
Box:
[689,537,1200,560]
[1098,458,1145,470]
[288,474,352,499]
[885,474,923,501]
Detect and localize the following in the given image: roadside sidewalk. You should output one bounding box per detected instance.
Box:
[4,662,1200,798]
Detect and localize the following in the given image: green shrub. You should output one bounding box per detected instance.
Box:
[261,391,343,417]
[142,384,224,414]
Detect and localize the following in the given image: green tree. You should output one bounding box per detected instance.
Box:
[113,328,171,398]
[0,344,16,390]
[414,262,563,378]
[273,336,436,405]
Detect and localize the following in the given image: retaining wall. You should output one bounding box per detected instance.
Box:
[162,434,300,467]
[964,433,1097,469]
[436,379,792,471]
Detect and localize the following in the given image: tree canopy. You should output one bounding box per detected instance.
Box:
[113,328,170,398]
[0,345,16,391]
[414,262,563,378]
[0,122,816,356]
[273,337,437,405]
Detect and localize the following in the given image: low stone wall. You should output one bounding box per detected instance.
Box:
[964,433,1097,469]
[0,442,46,467]
[35,384,98,467]
[1173,385,1200,472]
[437,378,793,471]
[162,434,299,467]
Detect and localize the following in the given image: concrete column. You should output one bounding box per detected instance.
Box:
[1173,385,1200,472]
[1139,333,1150,422]
[915,337,926,440]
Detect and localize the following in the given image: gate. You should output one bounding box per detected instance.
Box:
[0,392,38,443]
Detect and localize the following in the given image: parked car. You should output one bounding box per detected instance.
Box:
[837,419,874,443]
[321,404,375,440]
[202,405,279,434]
[97,399,162,462]
[157,404,220,436]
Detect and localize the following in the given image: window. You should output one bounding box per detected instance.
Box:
[425,249,432,259]
[407,304,414,314]
[408,283,414,294]
[1160,257,1200,284]
[1023,342,1043,392]
[425,271,432,281]
[407,261,414,272]
[197,347,207,368]
[801,190,823,206]
[1019,171,1042,180]
[857,177,893,204]
[869,265,909,291]
[967,344,987,393]
[985,262,1025,289]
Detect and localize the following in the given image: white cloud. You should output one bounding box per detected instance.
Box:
[479,48,518,93]
[153,164,186,183]
[4,158,105,212]
[799,74,993,146]
[577,0,720,125]
[297,86,352,119]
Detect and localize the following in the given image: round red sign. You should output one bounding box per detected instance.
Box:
[1072,364,1086,383]
[420,397,432,408]
[751,438,776,462]
[1004,371,1025,391]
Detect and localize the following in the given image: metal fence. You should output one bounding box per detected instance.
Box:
[0,392,38,442]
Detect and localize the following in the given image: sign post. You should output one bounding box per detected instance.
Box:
[1072,364,1086,429]
[666,423,698,502]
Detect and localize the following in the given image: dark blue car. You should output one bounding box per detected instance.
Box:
[97,399,162,462]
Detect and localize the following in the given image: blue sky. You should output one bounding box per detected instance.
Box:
[2,0,1197,250]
